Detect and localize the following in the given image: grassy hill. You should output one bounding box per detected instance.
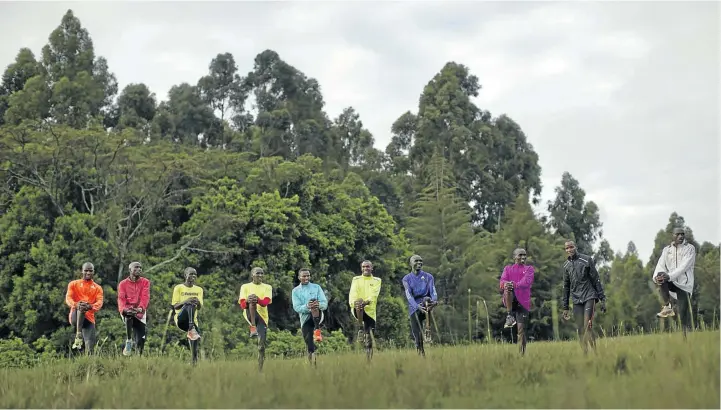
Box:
[1,331,718,408]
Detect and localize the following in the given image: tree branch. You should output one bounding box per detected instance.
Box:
[145,233,202,274]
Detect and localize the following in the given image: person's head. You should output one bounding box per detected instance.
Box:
[81,262,94,281]
[361,260,373,276]
[251,267,264,284]
[564,241,577,258]
[184,267,198,286]
[298,268,311,285]
[410,255,423,272]
[513,248,527,265]
[672,227,686,246]
[128,261,142,281]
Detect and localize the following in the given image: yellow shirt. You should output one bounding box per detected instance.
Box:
[348,275,382,320]
[171,284,204,324]
[238,282,273,325]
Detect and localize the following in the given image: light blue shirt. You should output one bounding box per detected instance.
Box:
[291,282,328,326]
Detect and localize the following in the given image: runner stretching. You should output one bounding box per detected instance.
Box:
[499,248,535,355]
[652,227,696,338]
[238,267,273,370]
[118,261,151,356]
[402,254,438,356]
[171,267,204,365]
[291,268,328,365]
[561,240,606,354]
[348,260,382,360]
[65,262,104,355]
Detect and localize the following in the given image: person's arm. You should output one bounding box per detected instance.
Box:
[292,289,310,314]
[318,286,329,311]
[562,263,570,311]
[238,285,248,309]
[117,280,128,313]
[348,278,359,308]
[499,266,510,292]
[652,248,668,282]
[369,279,382,304]
[587,258,605,301]
[91,286,104,312]
[65,282,77,309]
[257,286,271,307]
[517,266,535,289]
[429,275,438,303]
[139,279,150,312]
[171,286,185,310]
[195,288,204,310]
[668,245,696,282]
[402,277,419,312]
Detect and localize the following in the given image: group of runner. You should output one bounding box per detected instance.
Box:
[63,228,696,363]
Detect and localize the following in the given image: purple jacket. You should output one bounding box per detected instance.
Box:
[499,264,535,311]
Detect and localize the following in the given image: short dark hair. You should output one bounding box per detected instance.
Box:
[298,268,310,275]
[184,267,197,277]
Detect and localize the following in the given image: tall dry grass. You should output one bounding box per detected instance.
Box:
[0,331,718,408]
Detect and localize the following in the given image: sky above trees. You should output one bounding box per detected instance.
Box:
[0,1,718,260]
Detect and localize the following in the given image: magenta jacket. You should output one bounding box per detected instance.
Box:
[499,264,535,311]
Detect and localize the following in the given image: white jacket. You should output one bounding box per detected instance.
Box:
[652,241,696,297]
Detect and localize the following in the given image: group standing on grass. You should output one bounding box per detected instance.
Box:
[63,227,697,363]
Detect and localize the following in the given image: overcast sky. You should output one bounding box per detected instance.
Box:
[1,1,719,262]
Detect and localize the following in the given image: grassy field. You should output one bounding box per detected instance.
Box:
[0,331,718,408]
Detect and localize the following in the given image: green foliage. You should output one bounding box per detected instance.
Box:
[0,338,37,368]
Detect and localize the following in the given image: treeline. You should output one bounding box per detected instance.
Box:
[0,10,718,359]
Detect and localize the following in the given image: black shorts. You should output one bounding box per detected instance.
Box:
[351,309,376,333]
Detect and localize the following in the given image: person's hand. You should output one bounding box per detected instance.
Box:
[505,282,514,291]
[562,310,571,321]
[654,272,669,284]
[122,308,133,316]
[248,294,258,304]
[599,300,607,314]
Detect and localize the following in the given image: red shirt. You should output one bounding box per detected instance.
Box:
[117,277,151,319]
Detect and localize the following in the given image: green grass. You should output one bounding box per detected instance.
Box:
[1,331,718,408]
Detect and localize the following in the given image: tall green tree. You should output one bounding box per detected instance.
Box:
[0,48,41,126]
[197,53,244,123]
[385,62,542,231]
[546,171,603,254]
[40,9,118,127]
[405,152,476,303]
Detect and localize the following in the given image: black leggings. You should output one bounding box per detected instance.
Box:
[245,309,268,353]
[123,315,147,354]
[70,309,97,354]
[301,313,323,354]
[660,282,692,334]
[176,305,200,363]
[573,299,596,338]
[409,310,427,351]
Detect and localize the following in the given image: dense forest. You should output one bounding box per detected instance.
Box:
[0,10,718,359]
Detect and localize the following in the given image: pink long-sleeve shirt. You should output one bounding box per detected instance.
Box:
[499,264,535,311]
[117,277,151,319]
